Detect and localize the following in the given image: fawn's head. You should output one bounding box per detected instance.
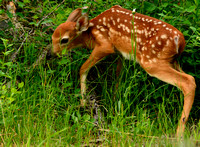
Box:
[49,8,89,57]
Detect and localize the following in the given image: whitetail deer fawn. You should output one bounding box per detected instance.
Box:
[50,5,196,136]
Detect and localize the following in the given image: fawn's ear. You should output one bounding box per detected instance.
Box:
[66,8,82,22]
[75,14,89,32]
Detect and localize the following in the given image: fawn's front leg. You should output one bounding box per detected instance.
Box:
[79,44,114,106]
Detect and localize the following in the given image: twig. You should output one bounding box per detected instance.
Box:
[81,138,105,147]
[37,0,66,26]
[27,44,51,71]
[9,29,33,62]
[98,128,200,142]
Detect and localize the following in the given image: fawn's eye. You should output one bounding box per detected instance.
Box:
[61,38,69,44]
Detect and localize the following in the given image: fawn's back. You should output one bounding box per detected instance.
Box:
[89,5,185,65]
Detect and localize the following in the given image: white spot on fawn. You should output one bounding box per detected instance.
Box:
[103,17,106,26]
[136,37,141,42]
[137,30,142,34]
[161,34,167,39]
[100,28,105,32]
[89,22,94,27]
[158,41,162,45]
[166,39,170,46]
[126,27,130,33]
[152,50,156,54]
[156,36,159,40]
[93,30,100,35]
[152,58,157,63]
[141,47,145,51]
[112,20,116,25]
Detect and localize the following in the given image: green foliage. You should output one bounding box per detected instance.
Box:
[0,0,200,146]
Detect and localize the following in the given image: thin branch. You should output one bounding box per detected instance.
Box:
[9,29,33,62]
[37,0,66,26]
[27,44,51,71]
[98,128,200,142]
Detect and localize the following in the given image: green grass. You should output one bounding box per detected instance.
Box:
[0,0,200,146]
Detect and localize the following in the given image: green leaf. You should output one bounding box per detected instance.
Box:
[1,38,8,47]
[3,62,13,67]
[173,4,184,10]
[41,19,53,24]
[194,0,199,6]
[61,48,67,55]
[162,3,168,8]
[190,26,196,32]
[185,6,196,13]
[63,82,73,88]
[143,2,156,12]
[58,58,70,65]
[0,9,4,15]
[47,70,56,74]
[11,88,17,93]
[83,114,90,121]
[18,82,24,88]
[3,49,14,56]
[17,2,25,8]
[0,70,11,78]
[23,0,30,3]
[29,22,38,27]
[8,97,15,103]
[0,70,5,76]
[183,20,192,25]
[33,15,39,19]
[2,85,6,90]
[7,44,13,48]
